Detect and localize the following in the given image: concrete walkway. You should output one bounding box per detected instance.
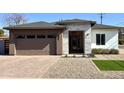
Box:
[93,54,124,60]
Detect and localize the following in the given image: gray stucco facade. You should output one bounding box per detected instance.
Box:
[3,19,120,55]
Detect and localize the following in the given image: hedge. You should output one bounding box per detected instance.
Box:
[92,49,119,54]
[119,39,124,45]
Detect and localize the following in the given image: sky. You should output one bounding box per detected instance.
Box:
[1,13,124,28]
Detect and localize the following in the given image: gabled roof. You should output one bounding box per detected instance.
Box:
[92,24,121,29]
[55,19,96,25]
[3,21,65,30]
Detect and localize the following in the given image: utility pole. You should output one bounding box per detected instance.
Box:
[100,13,103,24]
[99,13,106,24]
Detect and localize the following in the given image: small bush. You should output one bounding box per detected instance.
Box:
[92,49,100,54]
[92,48,119,54]
[102,49,110,54]
[110,49,119,54]
[65,54,68,57]
[119,39,124,45]
[0,29,4,36]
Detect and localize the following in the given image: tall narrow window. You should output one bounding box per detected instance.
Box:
[101,34,105,45]
[96,34,100,45]
[96,34,105,45]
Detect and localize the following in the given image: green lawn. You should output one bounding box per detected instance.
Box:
[93,60,124,71]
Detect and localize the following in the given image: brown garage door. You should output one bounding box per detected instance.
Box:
[16,38,56,55]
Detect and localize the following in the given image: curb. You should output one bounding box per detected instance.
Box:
[89,59,101,72]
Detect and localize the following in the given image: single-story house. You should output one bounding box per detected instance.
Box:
[3,19,121,55]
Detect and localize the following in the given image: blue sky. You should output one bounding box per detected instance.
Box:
[1,13,124,28]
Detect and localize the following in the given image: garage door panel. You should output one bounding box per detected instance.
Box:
[16,39,56,55]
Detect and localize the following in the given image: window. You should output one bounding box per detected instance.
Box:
[101,34,105,45]
[96,34,105,45]
[96,34,100,45]
[27,35,35,39]
[37,35,45,38]
[16,35,25,39]
[47,35,56,38]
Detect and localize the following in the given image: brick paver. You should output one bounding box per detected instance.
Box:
[0,56,59,78]
[0,55,124,79]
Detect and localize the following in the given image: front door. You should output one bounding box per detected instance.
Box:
[69,31,84,53]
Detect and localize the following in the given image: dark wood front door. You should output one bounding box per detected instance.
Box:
[69,31,84,53]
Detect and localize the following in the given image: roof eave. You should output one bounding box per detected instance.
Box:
[92,27,120,29]
[3,27,65,30]
[56,21,96,25]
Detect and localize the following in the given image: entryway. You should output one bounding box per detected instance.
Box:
[69,31,84,54]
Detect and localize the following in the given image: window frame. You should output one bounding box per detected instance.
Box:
[37,35,46,39]
[96,34,101,45]
[27,35,35,39]
[16,35,25,39]
[96,34,105,45]
[47,35,56,38]
[101,34,105,45]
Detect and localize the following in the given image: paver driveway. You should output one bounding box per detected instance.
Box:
[0,56,60,78]
[0,56,124,79]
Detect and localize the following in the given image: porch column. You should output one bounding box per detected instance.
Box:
[63,30,69,54]
[84,28,92,54]
[9,30,16,55]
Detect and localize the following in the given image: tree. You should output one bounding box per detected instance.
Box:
[0,29,4,36]
[4,13,27,26]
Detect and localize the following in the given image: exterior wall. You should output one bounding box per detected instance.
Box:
[63,23,92,54]
[10,29,63,55]
[9,30,16,55]
[63,29,69,54]
[56,31,63,55]
[0,40,4,55]
[91,29,119,49]
[84,27,92,54]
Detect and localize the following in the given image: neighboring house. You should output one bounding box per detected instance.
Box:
[0,36,9,55]
[119,29,124,39]
[3,19,121,55]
